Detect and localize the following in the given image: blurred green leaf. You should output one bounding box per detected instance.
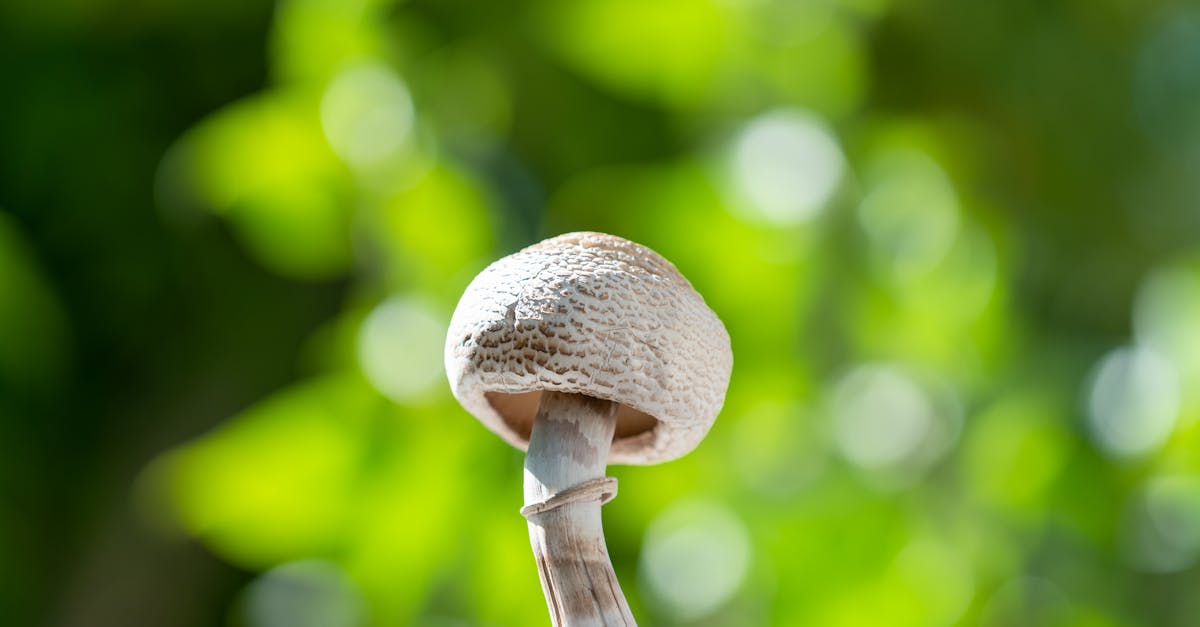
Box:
[157,376,376,567]
[165,90,353,279]
[533,0,732,107]
[0,212,69,392]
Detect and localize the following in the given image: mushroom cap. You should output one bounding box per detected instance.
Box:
[444,232,733,465]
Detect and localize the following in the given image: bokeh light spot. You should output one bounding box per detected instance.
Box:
[1084,345,1179,459]
[858,149,960,280]
[833,365,933,469]
[728,109,845,225]
[831,364,962,487]
[244,560,365,627]
[639,500,752,621]
[321,62,416,170]
[358,296,447,403]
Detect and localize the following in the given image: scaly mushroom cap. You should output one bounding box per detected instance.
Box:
[444,232,733,465]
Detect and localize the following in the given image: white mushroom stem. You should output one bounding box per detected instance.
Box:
[523,391,637,626]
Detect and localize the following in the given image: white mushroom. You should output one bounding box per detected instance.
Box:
[445,232,733,626]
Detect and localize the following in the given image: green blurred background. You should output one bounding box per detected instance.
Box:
[4,0,1200,625]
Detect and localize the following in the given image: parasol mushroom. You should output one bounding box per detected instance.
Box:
[445,231,732,625]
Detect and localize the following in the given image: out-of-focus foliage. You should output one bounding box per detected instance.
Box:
[0,213,70,394]
[4,0,1200,625]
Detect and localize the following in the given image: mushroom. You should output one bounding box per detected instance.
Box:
[444,232,733,625]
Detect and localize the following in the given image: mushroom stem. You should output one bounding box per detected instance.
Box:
[523,391,637,626]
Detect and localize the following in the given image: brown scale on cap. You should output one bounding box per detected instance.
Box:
[445,231,733,465]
